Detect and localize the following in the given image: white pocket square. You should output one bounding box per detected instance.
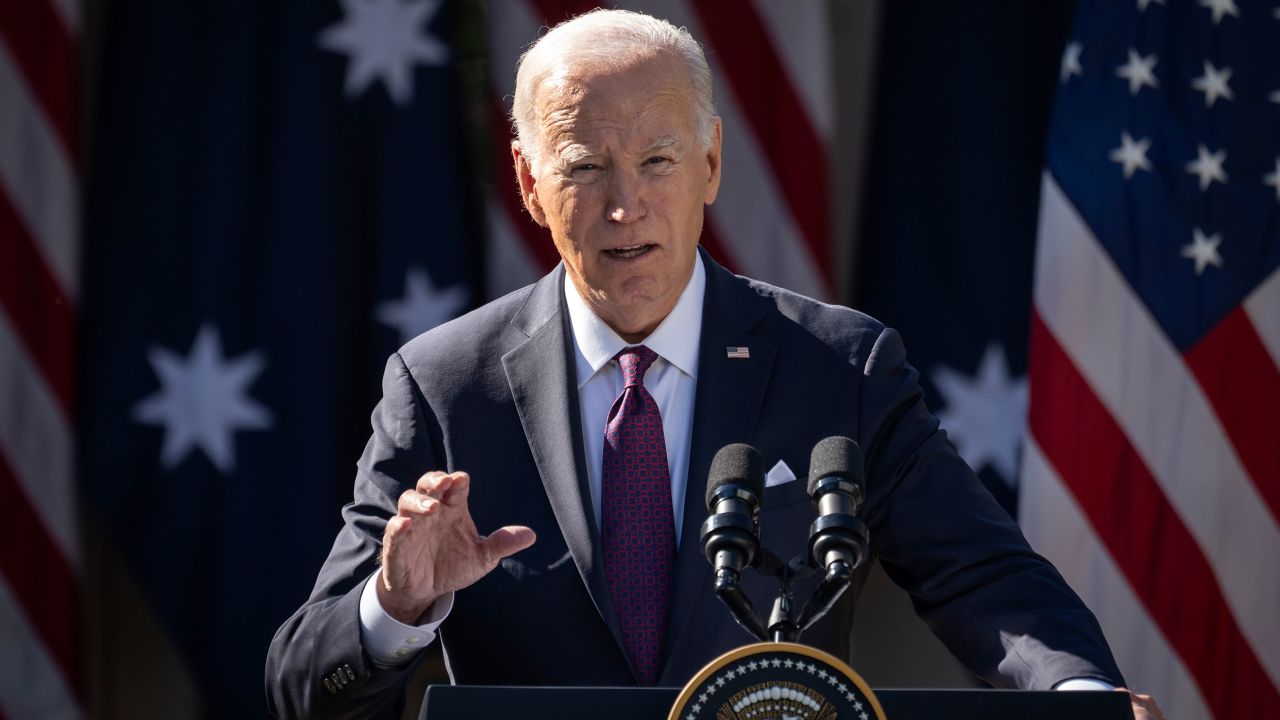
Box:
[765,460,797,488]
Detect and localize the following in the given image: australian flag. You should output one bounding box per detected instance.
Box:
[854,1,1078,515]
[81,0,478,714]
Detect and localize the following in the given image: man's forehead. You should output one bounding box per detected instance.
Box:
[537,55,693,115]
[540,79,694,145]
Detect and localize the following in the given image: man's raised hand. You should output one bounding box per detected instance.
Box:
[377,471,536,625]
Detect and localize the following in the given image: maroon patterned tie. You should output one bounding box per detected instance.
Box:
[602,345,675,686]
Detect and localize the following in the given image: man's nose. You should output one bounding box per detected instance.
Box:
[606,171,645,223]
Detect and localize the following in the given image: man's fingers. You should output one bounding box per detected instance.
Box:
[397,489,441,516]
[440,471,471,506]
[416,471,452,496]
[1118,688,1164,720]
[481,525,536,561]
[415,470,472,506]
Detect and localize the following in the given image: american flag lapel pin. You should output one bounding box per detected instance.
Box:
[726,346,750,359]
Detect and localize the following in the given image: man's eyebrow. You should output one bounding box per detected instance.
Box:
[555,144,594,166]
[643,136,681,153]
[553,136,682,167]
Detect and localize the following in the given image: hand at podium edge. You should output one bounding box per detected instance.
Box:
[377,470,537,625]
[1120,687,1164,720]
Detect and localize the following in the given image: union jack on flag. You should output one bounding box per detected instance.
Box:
[1019,1,1280,718]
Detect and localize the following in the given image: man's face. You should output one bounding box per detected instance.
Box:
[514,54,722,339]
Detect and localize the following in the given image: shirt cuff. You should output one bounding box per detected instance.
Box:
[1054,678,1117,691]
[358,570,453,667]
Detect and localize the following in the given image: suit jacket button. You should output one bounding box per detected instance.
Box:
[322,678,336,694]
[342,665,356,681]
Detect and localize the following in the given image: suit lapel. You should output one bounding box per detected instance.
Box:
[501,267,631,670]
[662,251,776,676]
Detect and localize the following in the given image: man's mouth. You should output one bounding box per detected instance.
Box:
[604,244,655,259]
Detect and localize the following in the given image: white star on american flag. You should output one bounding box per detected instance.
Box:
[1191,61,1234,107]
[1060,42,1083,82]
[1264,158,1280,203]
[1116,48,1159,95]
[1110,132,1153,179]
[1185,144,1228,191]
[1199,0,1240,24]
[1181,228,1224,275]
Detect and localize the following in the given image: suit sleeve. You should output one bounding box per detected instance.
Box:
[855,327,1124,690]
[265,352,440,720]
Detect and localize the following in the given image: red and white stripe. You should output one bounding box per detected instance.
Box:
[0,0,83,717]
[483,0,835,301]
[1020,172,1280,719]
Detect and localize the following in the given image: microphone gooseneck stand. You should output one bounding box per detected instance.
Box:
[701,436,871,645]
[713,532,866,644]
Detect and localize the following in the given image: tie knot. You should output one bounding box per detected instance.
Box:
[615,345,658,387]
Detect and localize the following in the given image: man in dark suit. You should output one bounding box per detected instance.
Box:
[266,9,1162,720]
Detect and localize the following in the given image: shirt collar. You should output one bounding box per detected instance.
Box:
[564,252,705,388]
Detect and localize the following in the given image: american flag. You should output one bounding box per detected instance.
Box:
[0,0,84,718]
[1019,1,1280,718]
[484,0,836,301]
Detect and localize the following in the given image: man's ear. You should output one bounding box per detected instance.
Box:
[703,117,723,206]
[512,142,548,227]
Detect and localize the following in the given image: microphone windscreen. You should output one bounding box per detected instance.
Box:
[705,443,765,511]
[807,436,864,496]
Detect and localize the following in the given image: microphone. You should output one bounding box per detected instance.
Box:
[701,443,765,577]
[795,436,870,632]
[700,443,769,640]
[806,435,869,574]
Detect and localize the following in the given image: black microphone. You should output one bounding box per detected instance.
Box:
[701,443,765,577]
[806,436,869,573]
[795,436,870,632]
[700,443,768,640]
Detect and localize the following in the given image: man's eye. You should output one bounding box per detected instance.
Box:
[645,156,672,166]
[572,164,600,173]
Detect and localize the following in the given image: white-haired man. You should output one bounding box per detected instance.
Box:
[267,9,1161,720]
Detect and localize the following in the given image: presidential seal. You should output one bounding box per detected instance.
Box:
[669,642,886,720]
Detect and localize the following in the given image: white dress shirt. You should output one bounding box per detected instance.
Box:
[358,256,705,667]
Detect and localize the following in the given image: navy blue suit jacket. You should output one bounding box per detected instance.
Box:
[265,249,1122,719]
